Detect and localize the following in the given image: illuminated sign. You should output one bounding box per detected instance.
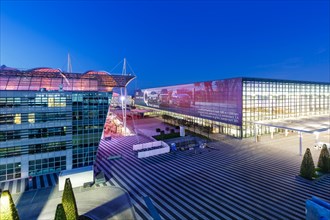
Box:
[135,78,242,126]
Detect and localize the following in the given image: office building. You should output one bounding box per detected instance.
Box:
[0,66,134,181]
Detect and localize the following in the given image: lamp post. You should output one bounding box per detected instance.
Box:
[120,95,126,135]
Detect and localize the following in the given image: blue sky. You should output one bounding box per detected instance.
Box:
[1,0,329,91]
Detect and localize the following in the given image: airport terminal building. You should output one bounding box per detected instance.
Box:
[135,77,330,138]
[0,66,134,181]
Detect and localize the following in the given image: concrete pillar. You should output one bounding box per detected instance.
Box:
[270,127,274,139]
[285,129,288,137]
[299,132,303,156]
[255,125,258,142]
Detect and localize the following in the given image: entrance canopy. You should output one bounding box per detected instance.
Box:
[253,114,330,134]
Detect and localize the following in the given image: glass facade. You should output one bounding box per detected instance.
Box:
[242,79,330,137]
[0,162,21,182]
[28,156,66,177]
[71,92,110,168]
[136,78,330,138]
[0,67,134,181]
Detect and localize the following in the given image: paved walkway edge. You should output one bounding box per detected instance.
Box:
[144,196,162,220]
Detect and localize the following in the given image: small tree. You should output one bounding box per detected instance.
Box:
[156,128,161,133]
[317,147,330,173]
[62,178,79,220]
[0,190,20,220]
[165,127,170,133]
[55,203,67,220]
[300,148,315,180]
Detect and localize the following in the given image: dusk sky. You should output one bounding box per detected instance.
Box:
[1,0,329,92]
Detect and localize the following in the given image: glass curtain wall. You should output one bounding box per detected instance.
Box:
[242,79,330,137]
[72,92,111,168]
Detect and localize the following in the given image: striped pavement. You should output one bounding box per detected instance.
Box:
[95,135,330,220]
[0,173,59,194]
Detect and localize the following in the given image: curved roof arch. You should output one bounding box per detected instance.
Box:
[28,67,61,73]
[84,70,111,76]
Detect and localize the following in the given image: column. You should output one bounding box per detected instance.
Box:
[270,127,274,139]
[255,124,258,142]
[299,132,303,156]
[285,129,288,137]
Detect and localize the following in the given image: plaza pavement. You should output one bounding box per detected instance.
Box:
[9,184,136,220]
[95,117,330,220]
[1,116,329,219]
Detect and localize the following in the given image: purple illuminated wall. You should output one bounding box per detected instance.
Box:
[135,78,242,126]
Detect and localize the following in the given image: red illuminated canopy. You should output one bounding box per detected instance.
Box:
[0,66,135,92]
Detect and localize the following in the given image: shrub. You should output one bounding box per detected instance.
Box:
[156,128,161,133]
[317,147,330,173]
[300,148,315,180]
[55,203,67,220]
[0,190,20,220]
[62,178,79,220]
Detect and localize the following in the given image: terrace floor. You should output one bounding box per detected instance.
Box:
[95,117,330,220]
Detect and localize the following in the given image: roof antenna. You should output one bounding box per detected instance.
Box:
[67,52,72,73]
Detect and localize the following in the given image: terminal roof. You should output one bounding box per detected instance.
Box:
[0,67,135,92]
[253,114,330,133]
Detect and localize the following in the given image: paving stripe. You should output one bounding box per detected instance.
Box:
[111,159,209,220]
[107,141,270,219]
[96,135,330,220]
[36,175,41,189]
[46,174,52,187]
[111,169,154,219]
[39,175,45,188]
[144,196,161,220]
[16,179,21,194]
[98,160,152,219]
[49,173,57,186]
[32,177,37,189]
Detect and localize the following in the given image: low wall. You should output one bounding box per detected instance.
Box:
[133,141,162,151]
[133,141,170,158]
[58,166,94,191]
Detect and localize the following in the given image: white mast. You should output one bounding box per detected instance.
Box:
[121,58,127,135]
[67,52,72,73]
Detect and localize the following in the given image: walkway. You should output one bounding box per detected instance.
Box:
[95,134,330,219]
[0,173,59,194]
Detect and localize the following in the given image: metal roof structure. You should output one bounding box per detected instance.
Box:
[0,67,135,92]
[253,114,330,133]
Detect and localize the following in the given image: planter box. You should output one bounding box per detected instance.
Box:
[138,147,169,158]
[134,141,170,158]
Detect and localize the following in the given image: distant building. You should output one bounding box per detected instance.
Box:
[0,66,134,181]
[135,77,330,138]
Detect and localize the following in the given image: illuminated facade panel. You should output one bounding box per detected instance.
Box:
[136,78,330,138]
